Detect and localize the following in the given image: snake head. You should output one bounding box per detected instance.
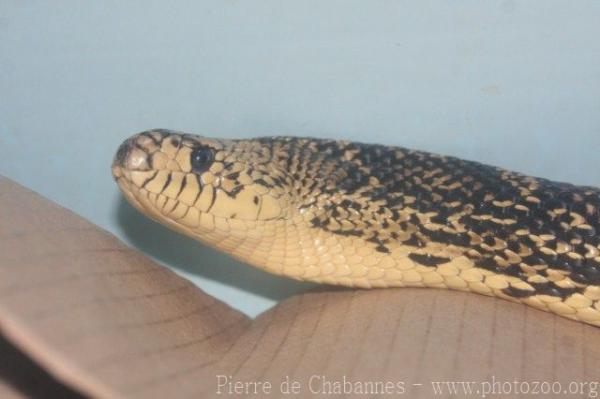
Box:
[112,129,294,246]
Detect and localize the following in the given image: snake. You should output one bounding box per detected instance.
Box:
[112,129,600,326]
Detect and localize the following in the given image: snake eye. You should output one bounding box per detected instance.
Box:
[190,146,214,173]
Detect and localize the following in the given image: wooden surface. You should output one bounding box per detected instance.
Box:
[1,175,600,398]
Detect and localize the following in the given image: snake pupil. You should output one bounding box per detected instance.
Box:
[190,146,214,173]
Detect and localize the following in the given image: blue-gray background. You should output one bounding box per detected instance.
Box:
[1,1,599,317]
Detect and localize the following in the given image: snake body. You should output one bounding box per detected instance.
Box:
[112,129,600,326]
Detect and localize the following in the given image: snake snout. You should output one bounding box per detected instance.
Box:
[112,135,150,174]
[113,138,133,168]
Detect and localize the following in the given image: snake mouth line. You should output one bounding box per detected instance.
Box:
[113,164,273,247]
[114,168,197,223]
[114,173,157,218]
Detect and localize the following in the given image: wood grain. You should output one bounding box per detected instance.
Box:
[1,175,600,398]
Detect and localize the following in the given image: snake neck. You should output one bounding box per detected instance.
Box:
[247,138,600,325]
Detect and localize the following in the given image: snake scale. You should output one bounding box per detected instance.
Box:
[112,129,600,326]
